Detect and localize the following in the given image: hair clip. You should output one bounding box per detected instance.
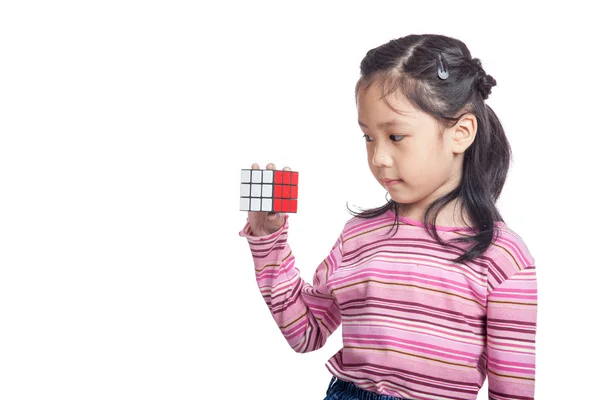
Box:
[437,53,449,80]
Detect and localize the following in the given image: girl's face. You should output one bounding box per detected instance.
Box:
[356,83,469,220]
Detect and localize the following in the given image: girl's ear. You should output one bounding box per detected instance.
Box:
[451,113,477,154]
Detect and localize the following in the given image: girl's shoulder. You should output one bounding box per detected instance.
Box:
[491,222,535,266]
[484,222,536,291]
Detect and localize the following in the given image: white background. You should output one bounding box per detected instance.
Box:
[1,1,598,399]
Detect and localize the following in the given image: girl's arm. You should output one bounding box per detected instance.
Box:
[239,214,343,353]
[486,265,537,400]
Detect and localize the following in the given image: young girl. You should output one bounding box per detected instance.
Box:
[239,34,537,400]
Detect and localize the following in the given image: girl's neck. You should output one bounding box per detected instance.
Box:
[396,200,473,229]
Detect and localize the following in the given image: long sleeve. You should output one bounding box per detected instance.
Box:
[486,265,537,400]
[239,215,343,353]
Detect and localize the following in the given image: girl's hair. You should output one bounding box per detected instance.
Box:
[349,34,510,264]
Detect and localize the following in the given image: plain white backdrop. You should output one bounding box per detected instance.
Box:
[1,1,598,399]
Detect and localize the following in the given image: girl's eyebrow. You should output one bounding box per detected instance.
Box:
[358,119,410,129]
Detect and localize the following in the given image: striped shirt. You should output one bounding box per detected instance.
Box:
[239,209,537,400]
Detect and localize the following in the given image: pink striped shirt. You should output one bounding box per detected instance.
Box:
[239,209,537,400]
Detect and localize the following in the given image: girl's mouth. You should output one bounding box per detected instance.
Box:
[383,179,402,186]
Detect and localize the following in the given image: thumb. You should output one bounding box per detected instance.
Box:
[267,212,287,230]
[266,212,282,221]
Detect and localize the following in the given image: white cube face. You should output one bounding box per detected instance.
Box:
[240,197,250,210]
[252,170,262,183]
[241,170,251,183]
[251,184,261,197]
[261,198,273,211]
[250,198,261,211]
[263,170,274,183]
[262,184,273,197]
[240,183,250,196]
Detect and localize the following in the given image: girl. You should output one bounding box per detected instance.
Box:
[239,34,537,400]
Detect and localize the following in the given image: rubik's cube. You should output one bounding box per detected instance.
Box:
[240,169,299,213]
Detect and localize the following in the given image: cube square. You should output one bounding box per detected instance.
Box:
[241,169,252,183]
[261,198,273,212]
[274,170,283,184]
[240,168,299,213]
[241,183,251,197]
[262,184,273,197]
[252,170,262,183]
[240,197,250,210]
[263,170,274,184]
[251,184,261,197]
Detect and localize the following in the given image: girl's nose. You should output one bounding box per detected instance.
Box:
[372,146,393,167]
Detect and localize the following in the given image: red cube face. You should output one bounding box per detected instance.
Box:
[282,185,291,198]
[282,199,290,212]
[291,172,298,185]
[274,198,282,212]
[290,200,297,212]
[291,186,298,199]
[283,171,291,184]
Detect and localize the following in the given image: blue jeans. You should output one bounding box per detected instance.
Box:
[323,376,409,400]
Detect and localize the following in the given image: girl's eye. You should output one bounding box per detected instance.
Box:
[362,133,373,142]
[390,135,404,142]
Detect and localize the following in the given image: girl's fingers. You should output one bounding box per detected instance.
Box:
[252,163,292,171]
[253,163,288,171]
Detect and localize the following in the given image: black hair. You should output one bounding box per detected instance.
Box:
[348,34,510,264]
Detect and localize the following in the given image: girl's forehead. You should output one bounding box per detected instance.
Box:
[357,86,419,123]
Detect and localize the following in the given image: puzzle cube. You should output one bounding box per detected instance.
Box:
[240,169,299,213]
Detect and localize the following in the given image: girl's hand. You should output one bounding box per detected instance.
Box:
[247,162,290,236]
